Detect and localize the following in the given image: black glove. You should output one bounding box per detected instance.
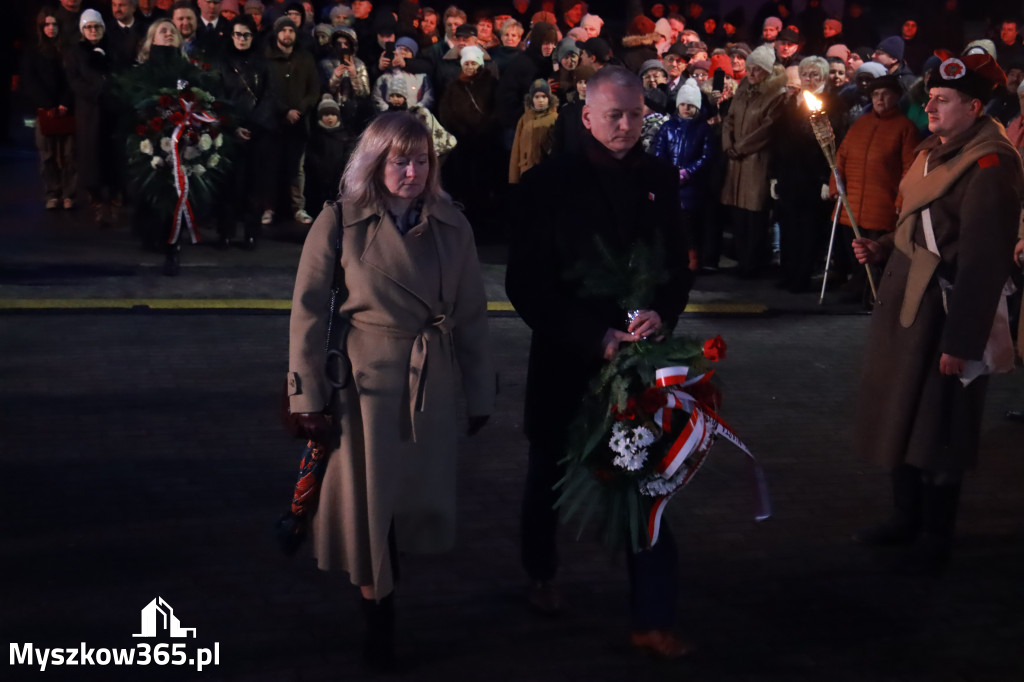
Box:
[467,415,489,436]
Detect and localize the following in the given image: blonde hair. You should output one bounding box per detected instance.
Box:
[137,19,186,63]
[340,112,443,208]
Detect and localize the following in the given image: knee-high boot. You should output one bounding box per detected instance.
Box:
[853,464,923,545]
[360,592,395,669]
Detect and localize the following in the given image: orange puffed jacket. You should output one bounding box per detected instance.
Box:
[830,108,921,232]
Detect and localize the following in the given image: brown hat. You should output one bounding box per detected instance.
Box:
[627,15,656,36]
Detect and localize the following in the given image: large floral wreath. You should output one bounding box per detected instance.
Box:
[124,75,229,244]
[555,238,770,552]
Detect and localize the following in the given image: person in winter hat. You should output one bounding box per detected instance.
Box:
[509,79,558,182]
[872,35,915,91]
[850,50,1024,575]
[652,76,718,269]
[746,44,777,81]
[305,94,352,212]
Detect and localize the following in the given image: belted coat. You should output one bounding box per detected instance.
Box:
[854,117,1024,475]
[287,198,495,596]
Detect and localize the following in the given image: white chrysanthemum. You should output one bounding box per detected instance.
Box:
[631,426,655,449]
[139,139,154,155]
[160,137,173,153]
[608,422,632,456]
[612,447,649,471]
[183,146,201,160]
[192,164,206,176]
[150,156,164,169]
[199,133,213,151]
[208,153,220,168]
[214,133,224,148]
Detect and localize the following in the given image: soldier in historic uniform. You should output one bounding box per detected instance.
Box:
[851,53,1024,572]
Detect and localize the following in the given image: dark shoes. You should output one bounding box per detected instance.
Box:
[1005,410,1024,423]
[361,594,397,671]
[852,518,919,547]
[163,246,180,277]
[526,581,562,617]
[630,630,694,659]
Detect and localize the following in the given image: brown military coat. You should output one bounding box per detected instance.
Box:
[287,198,495,596]
[854,117,1024,474]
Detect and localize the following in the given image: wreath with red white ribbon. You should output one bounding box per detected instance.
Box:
[557,334,771,551]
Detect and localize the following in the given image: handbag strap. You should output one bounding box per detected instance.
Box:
[323,201,346,352]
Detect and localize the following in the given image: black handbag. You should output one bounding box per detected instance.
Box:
[276,202,350,555]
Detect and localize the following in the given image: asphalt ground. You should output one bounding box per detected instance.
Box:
[2,141,1024,682]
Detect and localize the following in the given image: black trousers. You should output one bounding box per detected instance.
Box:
[729,206,771,277]
[778,198,829,289]
[521,441,678,630]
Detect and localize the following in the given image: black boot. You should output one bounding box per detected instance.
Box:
[899,480,961,575]
[853,464,923,546]
[360,593,395,671]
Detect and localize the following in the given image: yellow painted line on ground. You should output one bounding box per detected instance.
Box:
[0,299,768,315]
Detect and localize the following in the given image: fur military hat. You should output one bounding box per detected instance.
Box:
[927,53,1007,104]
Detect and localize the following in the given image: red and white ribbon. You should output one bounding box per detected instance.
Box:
[645,365,771,546]
[166,97,217,245]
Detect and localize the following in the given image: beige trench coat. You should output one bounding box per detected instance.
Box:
[287,198,495,596]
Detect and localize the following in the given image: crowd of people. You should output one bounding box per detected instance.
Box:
[16,0,1024,284]
[14,0,1024,672]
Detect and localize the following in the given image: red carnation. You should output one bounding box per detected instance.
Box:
[149,117,163,131]
[639,387,668,415]
[703,335,727,362]
[158,94,173,108]
[169,111,185,125]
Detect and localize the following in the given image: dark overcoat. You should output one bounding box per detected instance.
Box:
[854,117,1024,475]
[64,39,114,192]
[506,135,693,446]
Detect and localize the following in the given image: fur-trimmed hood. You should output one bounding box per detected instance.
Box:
[621,32,661,48]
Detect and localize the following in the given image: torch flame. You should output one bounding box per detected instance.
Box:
[802,91,823,112]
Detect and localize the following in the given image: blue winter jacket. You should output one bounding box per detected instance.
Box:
[651,114,718,210]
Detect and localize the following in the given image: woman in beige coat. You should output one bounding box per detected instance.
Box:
[286,112,495,669]
[720,45,787,277]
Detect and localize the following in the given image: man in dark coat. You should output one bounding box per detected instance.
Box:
[506,66,694,659]
[851,54,1024,573]
[105,0,147,70]
[193,0,231,62]
[263,16,320,225]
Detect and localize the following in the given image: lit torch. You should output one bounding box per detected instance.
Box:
[802,91,878,303]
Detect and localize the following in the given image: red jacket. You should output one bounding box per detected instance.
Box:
[830,109,920,232]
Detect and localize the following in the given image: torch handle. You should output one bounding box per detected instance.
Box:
[829,166,879,302]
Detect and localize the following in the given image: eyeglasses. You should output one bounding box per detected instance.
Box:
[233,31,253,38]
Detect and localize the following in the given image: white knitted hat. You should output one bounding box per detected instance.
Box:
[747,44,776,76]
[676,78,702,108]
